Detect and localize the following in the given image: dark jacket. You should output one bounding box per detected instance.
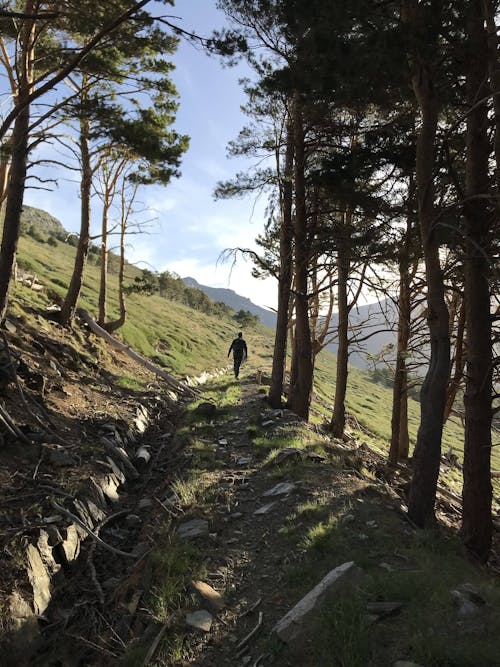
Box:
[228,337,247,359]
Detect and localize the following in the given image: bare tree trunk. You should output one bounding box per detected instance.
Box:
[59,109,91,326]
[390,182,417,462]
[98,195,109,326]
[269,113,294,408]
[462,0,492,563]
[287,92,313,420]
[443,296,466,422]
[390,210,413,462]
[402,0,450,527]
[330,210,351,438]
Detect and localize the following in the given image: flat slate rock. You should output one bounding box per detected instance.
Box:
[263,482,296,497]
[253,501,277,515]
[186,609,213,632]
[177,519,209,539]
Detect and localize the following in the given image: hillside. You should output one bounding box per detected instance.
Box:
[182,276,398,369]
[1,206,499,665]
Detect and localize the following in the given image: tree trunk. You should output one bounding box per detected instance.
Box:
[288,93,313,420]
[330,210,351,438]
[462,0,492,563]
[105,187,128,333]
[389,209,413,462]
[59,109,91,326]
[269,113,294,408]
[0,2,35,321]
[443,296,466,422]
[403,0,450,527]
[98,194,109,326]
[0,108,29,322]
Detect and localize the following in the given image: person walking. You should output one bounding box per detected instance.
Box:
[228,332,248,379]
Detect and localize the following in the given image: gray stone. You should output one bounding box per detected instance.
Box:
[36,530,61,575]
[273,561,362,645]
[25,544,51,614]
[186,609,213,632]
[8,592,40,647]
[106,456,126,484]
[61,524,80,563]
[73,499,95,529]
[85,499,106,524]
[99,474,120,501]
[134,405,149,433]
[253,502,277,515]
[263,482,296,497]
[237,456,252,466]
[451,583,486,616]
[177,519,209,539]
[4,318,17,333]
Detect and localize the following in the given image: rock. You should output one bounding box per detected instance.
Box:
[451,583,486,616]
[263,482,296,497]
[273,561,362,645]
[85,499,106,524]
[195,402,217,420]
[134,405,149,433]
[366,601,402,620]
[218,438,229,446]
[4,318,17,333]
[253,502,277,515]
[99,474,120,502]
[8,591,40,651]
[237,456,252,466]
[25,544,51,614]
[177,519,209,539]
[186,609,213,632]
[106,456,126,484]
[61,524,80,563]
[190,580,225,614]
[393,662,424,667]
[36,530,61,575]
[306,451,326,463]
[267,448,302,467]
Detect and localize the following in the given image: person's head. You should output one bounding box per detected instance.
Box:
[238,332,243,338]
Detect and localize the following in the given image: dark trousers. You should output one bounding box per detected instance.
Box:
[233,354,243,378]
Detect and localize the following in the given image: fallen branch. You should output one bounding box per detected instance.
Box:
[236,611,263,658]
[143,622,169,666]
[239,597,262,619]
[51,499,136,559]
[77,309,199,397]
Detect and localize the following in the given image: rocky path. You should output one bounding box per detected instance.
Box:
[171,376,365,667]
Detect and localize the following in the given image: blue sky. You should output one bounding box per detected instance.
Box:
[23,0,277,310]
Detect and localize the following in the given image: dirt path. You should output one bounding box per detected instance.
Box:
[173,376,369,667]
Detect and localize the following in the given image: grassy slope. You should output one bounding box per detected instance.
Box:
[14,229,499,468]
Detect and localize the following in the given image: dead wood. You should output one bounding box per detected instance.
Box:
[236,610,263,657]
[143,622,169,666]
[77,309,198,397]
